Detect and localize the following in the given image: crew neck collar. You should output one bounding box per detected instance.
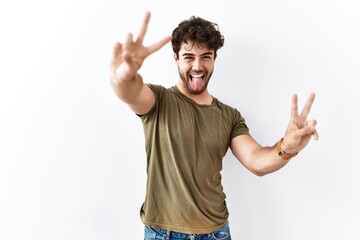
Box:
[171,85,216,106]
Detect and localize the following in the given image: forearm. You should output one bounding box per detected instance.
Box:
[231,135,293,176]
[250,144,290,176]
[110,72,155,115]
[110,72,144,104]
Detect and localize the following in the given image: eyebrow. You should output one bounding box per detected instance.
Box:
[181,52,213,57]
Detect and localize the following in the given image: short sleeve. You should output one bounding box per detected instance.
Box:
[231,109,250,139]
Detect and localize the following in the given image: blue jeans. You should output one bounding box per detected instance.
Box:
[144,222,231,240]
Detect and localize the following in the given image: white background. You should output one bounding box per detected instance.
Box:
[1,0,359,239]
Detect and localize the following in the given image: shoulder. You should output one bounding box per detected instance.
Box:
[147,83,166,94]
[214,98,242,116]
[139,84,177,119]
[214,97,249,130]
[147,84,176,98]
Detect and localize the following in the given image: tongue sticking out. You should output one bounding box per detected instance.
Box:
[190,77,203,91]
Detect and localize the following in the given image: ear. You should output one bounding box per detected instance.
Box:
[173,53,179,64]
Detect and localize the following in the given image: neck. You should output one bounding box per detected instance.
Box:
[176,82,213,105]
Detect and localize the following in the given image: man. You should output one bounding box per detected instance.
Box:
[110,12,318,240]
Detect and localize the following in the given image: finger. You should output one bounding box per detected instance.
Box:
[291,94,299,119]
[312,130,319,140]
[125,33,134,46]
[300,93,316,118]
[295,118,317,137]
[147,36,172,55]
[308,119,319,140]
[308,119,317,127]
[110,42,123,71]
[136,11,151,44]
[294,125,317,139]
[113,42,122,57]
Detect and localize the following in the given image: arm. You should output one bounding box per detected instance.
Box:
[110,12,172,115]
[230,93,319,176]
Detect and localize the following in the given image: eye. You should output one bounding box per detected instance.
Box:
[183,57,195,63]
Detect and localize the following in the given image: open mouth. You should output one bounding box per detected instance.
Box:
[189,73,205,91]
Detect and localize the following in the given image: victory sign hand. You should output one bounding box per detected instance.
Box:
[282,93,319,154]
[110,12,172,81]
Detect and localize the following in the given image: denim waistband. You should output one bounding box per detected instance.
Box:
[144,221,230,239]
[154,227,210,238]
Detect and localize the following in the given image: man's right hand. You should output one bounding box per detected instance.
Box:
[110,11,172,82]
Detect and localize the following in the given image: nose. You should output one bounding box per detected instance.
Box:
[192,58,202,70]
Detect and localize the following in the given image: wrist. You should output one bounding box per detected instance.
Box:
[276,138,298,160]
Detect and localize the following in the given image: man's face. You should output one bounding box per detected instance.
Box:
[175,41,215,95]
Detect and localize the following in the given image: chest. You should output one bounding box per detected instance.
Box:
[158,100,233,154]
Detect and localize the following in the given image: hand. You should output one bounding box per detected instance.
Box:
[110,11,172,81]
[282,93,319,153]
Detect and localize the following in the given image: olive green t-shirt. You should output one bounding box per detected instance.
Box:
[139,84,250,234]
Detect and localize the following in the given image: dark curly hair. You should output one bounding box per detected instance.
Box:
[171,16,224,59]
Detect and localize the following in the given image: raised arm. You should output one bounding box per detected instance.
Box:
[110,12,172,114]
[230,93,319,176]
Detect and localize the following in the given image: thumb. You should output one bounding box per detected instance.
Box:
[297,120,317,138]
